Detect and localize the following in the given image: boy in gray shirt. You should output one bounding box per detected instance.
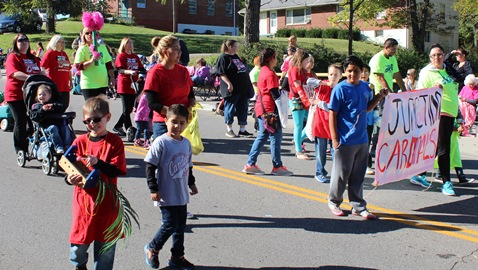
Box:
[144,104,198,270]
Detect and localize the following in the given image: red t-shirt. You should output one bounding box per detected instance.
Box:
[40,50,71,92]
[69,132,127,244]
[5,53,41,102]
[312,81,333,139]
[144,63,193,122]
[115,52,144,95]
[255,66,278,116]
[288,66,308,100]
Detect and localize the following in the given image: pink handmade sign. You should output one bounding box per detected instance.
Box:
[374,87,442,186]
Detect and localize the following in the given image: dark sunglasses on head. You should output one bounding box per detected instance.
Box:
[82,117,103,125]
[17,38,29,43]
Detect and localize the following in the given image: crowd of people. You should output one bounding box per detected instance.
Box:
[2,31,478,269]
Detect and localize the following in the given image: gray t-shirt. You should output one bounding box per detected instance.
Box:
[144,134,192,207]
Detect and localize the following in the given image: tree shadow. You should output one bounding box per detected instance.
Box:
[160,266,378,270]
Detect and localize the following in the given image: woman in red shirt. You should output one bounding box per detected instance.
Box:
[113,37,145,136]
[41,35,72,108]
[242,48,293,176]
[5,34,44,154]
[144,35,195,139]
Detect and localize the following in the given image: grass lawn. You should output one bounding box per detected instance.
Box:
[0,20,381,62]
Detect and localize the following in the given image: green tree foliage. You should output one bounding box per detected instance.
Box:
[453,0,478,48]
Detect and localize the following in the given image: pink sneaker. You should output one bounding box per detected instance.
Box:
[134,139,144,147]
[143,140,150,150]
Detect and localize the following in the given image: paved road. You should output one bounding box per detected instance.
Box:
[1,81,478,269]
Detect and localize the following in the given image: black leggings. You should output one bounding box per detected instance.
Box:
[59,91,70,109]
[7,100,30,153]
[82,87,108,101]
[436,115,455,183]
[114,93,135,130]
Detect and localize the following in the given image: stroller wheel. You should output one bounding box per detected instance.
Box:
[126,127,136,142]
[42,155,52,175]
[17,150,26,167]
[51,156,59,175]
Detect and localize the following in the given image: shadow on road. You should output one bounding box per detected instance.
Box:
[160,266,377,270]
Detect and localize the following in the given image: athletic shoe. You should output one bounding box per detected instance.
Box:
[314,175,328,183]
[352,209,377,220]
[144,245,159,269]
[238,130,253,138]
[113,127,126,136]
[329,204,345,216]
[410,175,430,188]
[242,164,265,175]
[441,181,455,196]
[271,166,293,176]
[458,177,475,185]
[432,176,442,183]
[56,147,65,154]
[134,139,144,147]
[225,130,238,138]
[366,167,375,175]
[186,212,194,219]
[169,256,195,270]
[143,140,151,150]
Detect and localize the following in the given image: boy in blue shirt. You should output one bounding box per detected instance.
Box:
[328,56,388,220]
[144,104,198,269]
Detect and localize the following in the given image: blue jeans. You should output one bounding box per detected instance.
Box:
[70,242,116,270]
[152,122,167,140]
[135,121,150,141]
[289,100,308,153]
[223,94,249,126]
[149,205,187,258]
[247,117,283,168]
[315,137,335,177]
[44,124,71,149]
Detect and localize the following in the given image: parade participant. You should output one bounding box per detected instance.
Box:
[404,68,417,91]
[458,74,478,137]
[191,58,210,86]
[369,38,406,94]
[279,45,296,92]
[361,64,376,175]
[445,48,474,92]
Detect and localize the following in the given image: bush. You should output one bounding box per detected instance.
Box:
[394,48,428,77]
[308,41,345,73]
[352,28,361,41]
[322,28,340,39]
[238,42,285,72]
[275,28,292,38]
[291,28,306,38]
[337,29,349,40]
[305,28,322,38]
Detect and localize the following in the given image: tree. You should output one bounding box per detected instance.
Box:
[453,0,478,47]
[243,0,261,46]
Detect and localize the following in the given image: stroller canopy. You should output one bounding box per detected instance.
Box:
[23,74,61,111]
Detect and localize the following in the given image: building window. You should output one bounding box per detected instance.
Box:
[137,0,146,8]
[376,10,386,19]
[336,5,344,14]
[375,30,383,37]
[286,8,311,25]
[225,0,233,17]
[208,0,215,16]
[425,31,431,42]
[189,0,197,15]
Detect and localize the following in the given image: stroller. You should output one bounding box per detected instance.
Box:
[16,75,76,175]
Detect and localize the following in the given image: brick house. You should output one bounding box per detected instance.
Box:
[248,0,458,49]
[106,0,240,35]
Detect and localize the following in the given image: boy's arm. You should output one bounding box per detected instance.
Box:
[188,167,198,195]
[146,162,159,193]
[329,110,339,149]
[93,159,120,178]
[367,89,388,112]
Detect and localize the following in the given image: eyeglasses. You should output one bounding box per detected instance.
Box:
[17,38,29,43]
[429,53,444,58]
[82,116,103,125]
[84,32,92,35]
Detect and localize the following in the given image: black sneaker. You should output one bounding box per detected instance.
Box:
[225,130,238,138]
[238,130,253,138]
[458,177,475,185]
[144,245,159,269]
[169,256,195,270]
[113,127,126,137]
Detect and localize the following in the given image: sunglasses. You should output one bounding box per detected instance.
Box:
[85,32,92,35]
[82,117,103,125]
[17,38,29,43]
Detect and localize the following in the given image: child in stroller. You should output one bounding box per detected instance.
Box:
[30,84,71,154]
[17,75,76,175]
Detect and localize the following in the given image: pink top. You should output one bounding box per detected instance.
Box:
[281,58,291,73]
[459,85,478,101]
[134,94,151,122]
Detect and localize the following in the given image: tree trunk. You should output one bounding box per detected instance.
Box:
[348,0,354,55]
[410,0,427,53]
[245,0,261,46]
[45,4,55,33]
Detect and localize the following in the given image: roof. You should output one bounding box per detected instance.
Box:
[239,0,340,14]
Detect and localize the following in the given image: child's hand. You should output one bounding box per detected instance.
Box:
[77,155,98,167]
[42,104,53,110]
[151,192,161,201]
[189,184,198,195]
[458,125,464,133]
[67,174,83,186]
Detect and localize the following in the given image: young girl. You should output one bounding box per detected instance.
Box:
[65,95,127,270]
[458,74,478,136]
[133,89,152,149]
[404,68,417,91]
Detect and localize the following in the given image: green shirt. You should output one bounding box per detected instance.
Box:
[75,44,112,89]
[417,65,458,117]
[249,66,261,94]
[369,51,399,94]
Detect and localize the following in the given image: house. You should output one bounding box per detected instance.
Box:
[248,0,458,50]
[107,0,240,35]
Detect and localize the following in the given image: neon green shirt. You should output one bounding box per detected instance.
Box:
[75,44,112,89]
[417,64,458,117]
[369,51,399,94]
[249,66,261,94]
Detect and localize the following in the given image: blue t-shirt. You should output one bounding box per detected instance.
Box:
[329,80,370,145]
[144,134,192,207]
